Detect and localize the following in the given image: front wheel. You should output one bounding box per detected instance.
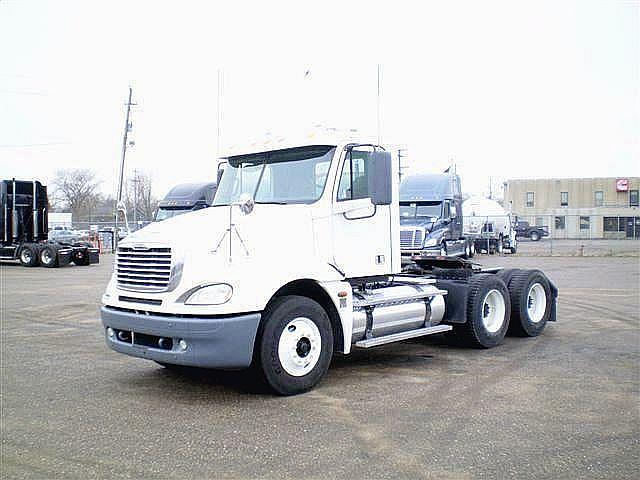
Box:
[256,295,333,395]
[530,231,540,241]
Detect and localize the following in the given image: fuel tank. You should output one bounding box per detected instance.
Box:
[351,284,446,342]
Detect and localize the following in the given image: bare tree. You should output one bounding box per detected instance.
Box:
[124,170,158,222]
[52,169,102,220]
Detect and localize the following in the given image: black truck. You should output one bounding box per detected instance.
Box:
[514,219,549,241]
[154,182,217,221]
[399,173,475,260]
[0,179,99,267]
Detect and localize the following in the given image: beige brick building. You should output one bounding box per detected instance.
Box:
[504,177,640,239]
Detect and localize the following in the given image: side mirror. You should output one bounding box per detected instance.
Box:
[367,151,392,205]
[236,193,254,215]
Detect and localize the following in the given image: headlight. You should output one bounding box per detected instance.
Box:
[184,283,233,305]
[424,238,439,247]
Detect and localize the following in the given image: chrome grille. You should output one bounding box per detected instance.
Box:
[400,228,424,250]
[116,246,172,292]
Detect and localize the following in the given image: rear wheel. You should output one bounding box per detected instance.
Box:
[256,295,333,395]
[39,245,58,267]
[19,245,39,267]
[507,270,552,337]
[454,274,511,348]
[530,231,540,241]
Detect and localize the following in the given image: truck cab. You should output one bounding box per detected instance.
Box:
[100,139,557,395]
[155,182,217,222]
[399,174,470,259]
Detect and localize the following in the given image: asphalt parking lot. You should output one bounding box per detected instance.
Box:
[1,252,639,479]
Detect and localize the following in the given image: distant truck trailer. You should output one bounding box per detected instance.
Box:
[0,179,99,267]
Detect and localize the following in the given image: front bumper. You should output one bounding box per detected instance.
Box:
[401,247,442,260]
[100,306,261,369]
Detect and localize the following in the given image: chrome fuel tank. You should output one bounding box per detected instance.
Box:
[351,284,446,343]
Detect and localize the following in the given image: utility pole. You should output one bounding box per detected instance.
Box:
[115,86,136,248]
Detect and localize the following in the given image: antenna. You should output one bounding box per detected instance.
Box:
[377,64,382,146]
[216,69,223,160]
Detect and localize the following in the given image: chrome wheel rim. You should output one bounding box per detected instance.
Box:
[527,283,547,323]
[440,245,447,256]
[41,250,52,264]
[278,317,322,377]
[20,250,32,263]
[482,289,506,333]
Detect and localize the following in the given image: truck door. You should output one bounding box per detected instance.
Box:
[331,147,393,278]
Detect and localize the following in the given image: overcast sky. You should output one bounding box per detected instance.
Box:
[0,0,638,200]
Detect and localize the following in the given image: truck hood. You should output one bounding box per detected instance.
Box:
[400,218,436,232]
[118,203,338,288]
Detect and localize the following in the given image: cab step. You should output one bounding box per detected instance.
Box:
[354,324,452,348]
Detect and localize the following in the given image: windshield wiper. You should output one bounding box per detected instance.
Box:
[255,201,288,205]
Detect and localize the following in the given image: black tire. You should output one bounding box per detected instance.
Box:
[469,242,475,258]
[19,245,39,267]
[497,236,504,254]
[453,274,511,348]
[39,245,59,267]
[256,295,333,395]
[496,268,521,288]
[507,270,552,337]
[439,242,447,257]
[71,248,91,266]
[530,231,540,241]
[510,244,517,254]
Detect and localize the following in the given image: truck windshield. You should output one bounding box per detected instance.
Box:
[213,146,335,205]
[400,202,442,219]
[155,209,189,222]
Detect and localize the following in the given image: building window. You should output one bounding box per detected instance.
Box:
[560,191,568,207]
[555,216,565,230]
[580,216,590,230]
[594,191,604,207]
[526,192,534,207]
[604,217,618,232]
[630,190,639,207]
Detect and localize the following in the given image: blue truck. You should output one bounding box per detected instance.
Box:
[399,173,476,262]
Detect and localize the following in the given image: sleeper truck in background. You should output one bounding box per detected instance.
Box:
[100,139,557,395]
[1,179,99,267]
[155,182,217,222]
[399,173,477,260]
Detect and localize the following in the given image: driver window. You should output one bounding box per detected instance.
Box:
[443,201,450,219]
[337,148,372,201]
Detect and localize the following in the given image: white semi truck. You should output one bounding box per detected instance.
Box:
[101,140,557,395]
